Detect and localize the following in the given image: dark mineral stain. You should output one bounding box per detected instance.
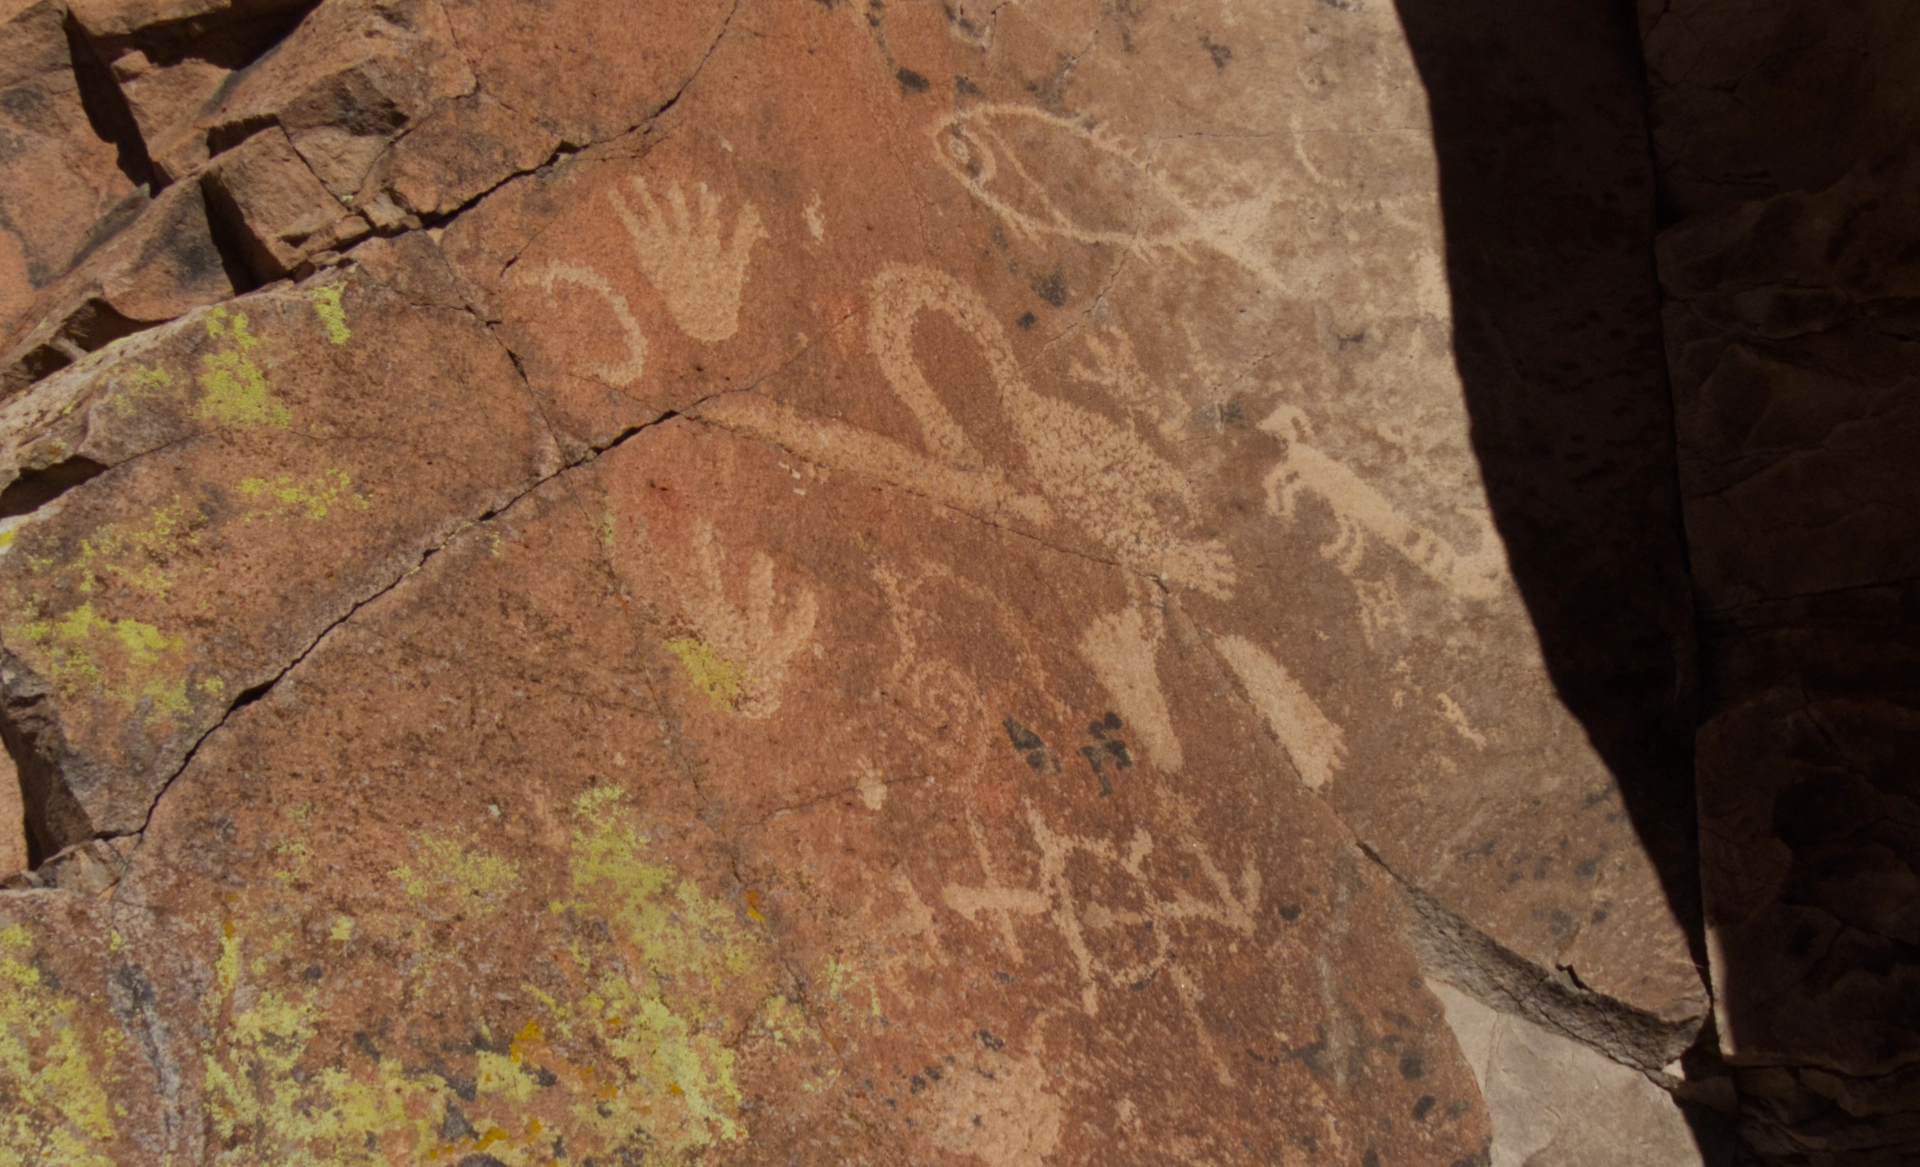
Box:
[1413,1095,1436,1121]
[1031,270,1067,306]
[1201,35,1233,69]
[441,1104,479,1143]
[1399,1051,1424,1079]
[1016,311,1038,330]
[897,67,931,93]
[978,1028,1005,1051]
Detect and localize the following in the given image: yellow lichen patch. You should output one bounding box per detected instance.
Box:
[391,832,520,907]
[7,602,189,720]
[67,497,200,599]
[202,927,450,1166]
[665,636,747,710]
[238,468,371,522]
[192,790,839,1165]
[196,307,291,429]
[107,363,175,418]
[310,285,351,345]
[0,923,118,1167]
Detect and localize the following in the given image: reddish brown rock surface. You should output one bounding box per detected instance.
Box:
[0,0,1745,1162]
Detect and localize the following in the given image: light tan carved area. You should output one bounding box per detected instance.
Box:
[1075,603,1183,773]
[927,1045,1065,1167]
[706,263,1238,597]
[608,178,768,344]
[1212,633,1347,793]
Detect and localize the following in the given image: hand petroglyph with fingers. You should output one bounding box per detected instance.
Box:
[609,178,769,343]
[671,519,819,719]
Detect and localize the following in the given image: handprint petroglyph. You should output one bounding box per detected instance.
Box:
[609,178,768,343]
[942,800,1260,1084]
[670,519,818,718]
[1260,406,1506,603]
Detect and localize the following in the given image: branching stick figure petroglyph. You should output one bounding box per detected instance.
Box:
[675,519,819,718]
[609,178,768,343]
[525,261,649,387]
[942,802,1259,1084]
[1260,406,1506,602]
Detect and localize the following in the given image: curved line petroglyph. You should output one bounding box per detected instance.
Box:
[703,265,1236,597]
[608,177,768,343]
[1213,633,1347,792]
[525,261,650,387]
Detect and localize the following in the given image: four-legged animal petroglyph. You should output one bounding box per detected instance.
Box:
[609,178,768,343]
[943,802,1260,1085]
[1260,406,1506,603]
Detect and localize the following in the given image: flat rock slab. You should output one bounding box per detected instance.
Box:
[0,0,1711,1161]
[10,421,1490,1164]
[0,258,553,847]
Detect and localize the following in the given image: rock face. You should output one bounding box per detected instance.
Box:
[1641,0,1920,1160]
[0,0,1737,1163]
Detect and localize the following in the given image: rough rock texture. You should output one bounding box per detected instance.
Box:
[1432,981,1711,1167]
[1642,0,1920,1161]
[0,0,1732,1162]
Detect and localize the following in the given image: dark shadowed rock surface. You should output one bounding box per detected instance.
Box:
[1642,0,1920,1160]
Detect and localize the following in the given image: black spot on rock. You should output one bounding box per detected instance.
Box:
[1412,1095,1435,1120]
[897,68,931,93]
[1399,1052,1424,1079]
[1031,271,1068,307]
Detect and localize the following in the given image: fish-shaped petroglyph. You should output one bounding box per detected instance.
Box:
[523,260,650,388]
[942,802,1260,1084]
[1260,405,1507,603]
[703,266,1235,596]
[674,519,818,718]
[609,178,768,343]
[1212,634,1347,792]
[935,105,1303,291]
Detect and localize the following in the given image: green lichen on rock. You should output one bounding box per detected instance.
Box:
[196,307,291,429]
[309,286,351,345]
[69,497,200,598]
[7,601,189,719]
[107,363,175,418]
[238,468,370,521]
[193,792,796,1165]
[390,832,520,906]
[666,636,748,709]
[0,923,118,1167]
